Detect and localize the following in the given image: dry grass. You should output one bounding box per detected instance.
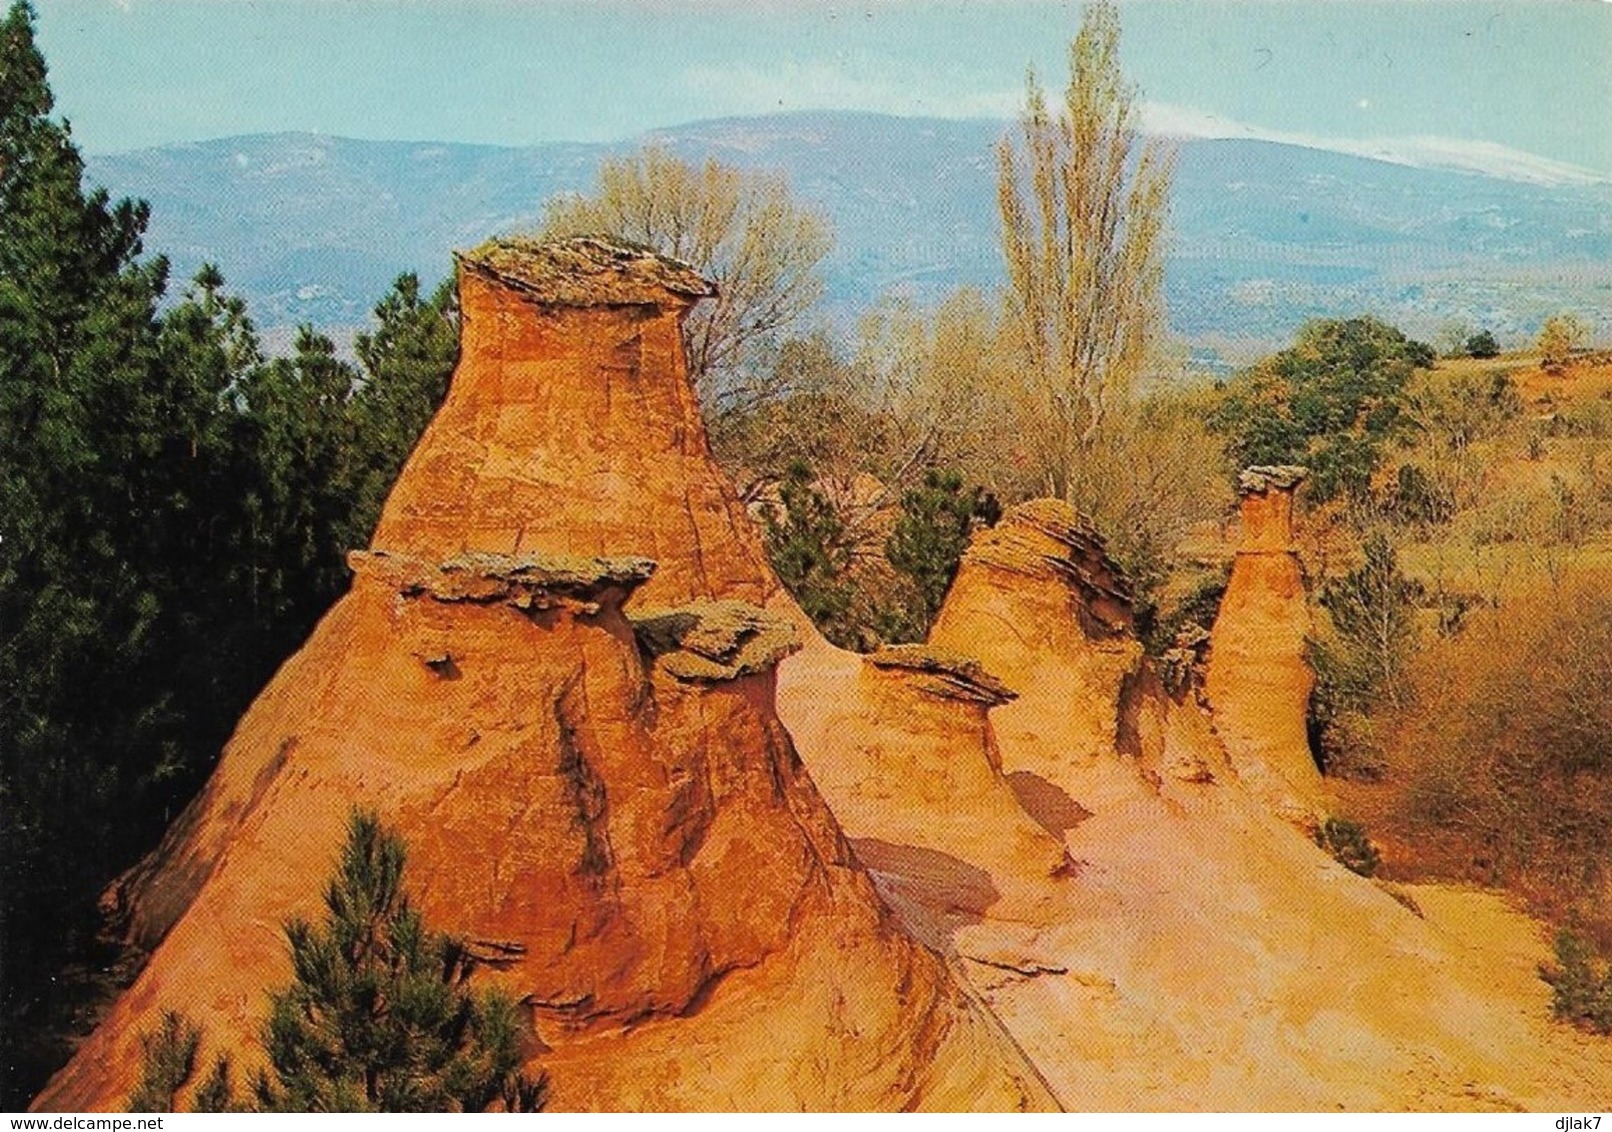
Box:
[1288,357,1612,947]
[1335,576,1612,949]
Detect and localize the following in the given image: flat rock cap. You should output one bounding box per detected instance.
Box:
[1238,465,1309,494]
[349,548,656,608]
[630,600,801,683]
[458,235,717,307]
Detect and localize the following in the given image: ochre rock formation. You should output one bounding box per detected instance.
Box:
[791,498,1612,1110]
[1204,465,1327,821]
[34,239,1051,1113]
[373,237,779,607]
[928,501,1143,789]
[36,237,1612,1113]
[780,642,1073,953]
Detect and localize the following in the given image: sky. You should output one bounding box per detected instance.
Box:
[30,0,1612,180]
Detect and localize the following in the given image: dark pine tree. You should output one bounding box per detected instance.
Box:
[885,468,999,631]
[761,460,855,642]
[253,811,541,1112]
[1,7,461,1100]
[0,1,232,1097]
[350,271,459,530]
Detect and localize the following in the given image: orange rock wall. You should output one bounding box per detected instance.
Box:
[927,503,1143,788]
[374,269,777,606]
[35,245,1050,1113]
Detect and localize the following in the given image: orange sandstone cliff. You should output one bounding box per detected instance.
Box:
[373,237,779,606]
[787,499,1612,1110]
[33,239,1050,1113]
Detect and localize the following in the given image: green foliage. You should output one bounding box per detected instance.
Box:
[1141,566,1230,656]
[129,1011,237,1113]
[192,1057,239,1113]
[1386,463,1455,530]
[885,469,1000,631]
[229,276,458,653]
[1542,931,1612,1035]
[1210,316,1433,501]
[1318,531,1423,710]
[1316,817,1381,877]
[124,816,542,1113]
[1464,329,1500,358]
[0,9,462,1097]
[762,460,857,644]
[129,1012,202,1112]
[351,273,459,520]
[254,811,540,1112]
[1308,531,1423,780]
[1,3,218,1087]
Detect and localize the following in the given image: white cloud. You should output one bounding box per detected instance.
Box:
[1141,101,1609,188]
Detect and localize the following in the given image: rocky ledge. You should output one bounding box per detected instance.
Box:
[1237,465,1309,495]
[348,548,656,611]
[458,235,717,307]
[965,500,1134,630]
[866,644,1017,706]
[631,600,802,682]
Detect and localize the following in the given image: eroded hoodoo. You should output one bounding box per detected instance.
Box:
[34,239,1051,1113]
[1204,465,1325,822]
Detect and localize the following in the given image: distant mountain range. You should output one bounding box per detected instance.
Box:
[85,111,1612,360]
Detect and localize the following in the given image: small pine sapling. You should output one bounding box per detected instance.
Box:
[253,810,543,1111]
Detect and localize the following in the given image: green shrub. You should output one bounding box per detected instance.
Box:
[255,811,539,1112]
[1209,316,1432,503]
[127,813,544,1113]
[1465,330,1501,359]
[1314,709,1387,783]
[1318,531,1423,709]
[1387,463,1455,530]
[129,1012,203,1113]
[1541,930,1612,1034]
[1143,566,1230,656]
[761,460,857,645]
[885,468,999,631]
[1317,817,1382,877]
[191,1057,239,1113]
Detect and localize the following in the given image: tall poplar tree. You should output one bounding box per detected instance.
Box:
[996,0,1173,500]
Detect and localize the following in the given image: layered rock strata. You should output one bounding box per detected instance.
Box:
[37,235,1612,1113]
[927,501,1145,790]
[783,643,1073,950]
[798,497,1612,1110]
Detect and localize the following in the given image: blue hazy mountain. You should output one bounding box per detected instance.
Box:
[85,111,1611,353]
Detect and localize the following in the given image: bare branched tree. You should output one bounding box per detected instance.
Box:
[539,147,832,411]
[996,0,1174,499]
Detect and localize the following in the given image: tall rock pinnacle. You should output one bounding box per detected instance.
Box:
[374,236,779,607]
[1205,465,1325,821]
